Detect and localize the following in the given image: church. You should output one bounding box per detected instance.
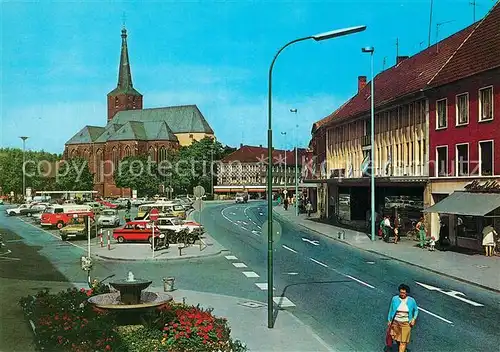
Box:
[64,28,215,197]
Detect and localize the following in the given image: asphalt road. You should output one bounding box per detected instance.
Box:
[198,201,500,352]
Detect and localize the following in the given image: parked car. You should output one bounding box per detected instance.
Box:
[20,203,49,217]
[131,197,148,207]
[156,217,204,234]
[59,217,98,241]
[112,220,160,243]
[235,193,248,204]
[40,205,94,229]
[97,209,120,227]
[85,201,104,214]
[5,204,31,216]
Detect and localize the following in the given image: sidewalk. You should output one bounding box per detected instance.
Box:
[274,206,500,292]
[92,232,226,261]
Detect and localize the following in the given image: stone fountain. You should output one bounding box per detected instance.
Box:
[88,271,172,324]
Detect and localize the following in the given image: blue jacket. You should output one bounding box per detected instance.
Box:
[387,295,419,322]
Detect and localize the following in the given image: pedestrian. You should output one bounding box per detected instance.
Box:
[306,200,313,217]
[416,217,427,249]
[428,236,436,251]
[393,215,401,244]
[481,220,498,257]
[126,199,131,211]
[387,283,418,352]
[383,216,392,243]
[283,197,289,211]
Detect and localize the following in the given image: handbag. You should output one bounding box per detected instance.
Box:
[385,315,396,347]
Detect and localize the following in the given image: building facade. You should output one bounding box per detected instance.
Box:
[307,2,500,241]
[64,28,215,197]
[214,145,312,199]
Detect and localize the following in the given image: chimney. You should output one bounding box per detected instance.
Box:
[259,144,262,148]
[396,56,409,64]
[240,143,243,148]
[358,76,367,93]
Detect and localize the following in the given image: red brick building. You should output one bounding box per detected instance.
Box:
[425,3,500,250]
[64,28,214,197]
[307,2,500,248]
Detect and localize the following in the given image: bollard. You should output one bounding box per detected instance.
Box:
[99,230,103,248]
[338,230,345,240]
[178,246,183,256]
[107,232,111,250]
[163,277,175,292]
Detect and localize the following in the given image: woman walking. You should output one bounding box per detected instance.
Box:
[387,284,419,352]
[416,217,427,249]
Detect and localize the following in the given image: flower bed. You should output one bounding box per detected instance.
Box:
[19,286,246,352]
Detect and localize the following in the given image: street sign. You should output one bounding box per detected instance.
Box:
[150,208,159,221]
[193,185,206,198]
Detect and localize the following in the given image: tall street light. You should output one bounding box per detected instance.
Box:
[20,136,29,201]
[281,132,287,197]
[362,46,375,241]
[267,25,366,329]
[290,108,299,216]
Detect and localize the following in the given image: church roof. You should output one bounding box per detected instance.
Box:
[93,124,123,143]
[112,105,214,134]
[106,121,178,142]
[66,126,106,145]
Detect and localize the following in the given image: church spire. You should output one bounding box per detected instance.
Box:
[117,27,133,90]
[107,27,143,122]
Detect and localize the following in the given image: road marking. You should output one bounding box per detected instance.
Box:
[255,283,275,290]
[419,307,454,325]
[251,230,260,236]
[232,262,247,268]
[225,255,238,260]
[416,281,483,307]
[282,245,298,253]
[366,261,375,265]
[302,238,319,246]
[242,271,260,278]
[0,249,12,256]
[286,272,299,275]
[273,296,296,307]
[309,258,328,268]
[345,275,375,289]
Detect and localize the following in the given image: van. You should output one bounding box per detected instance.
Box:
[137,202,186,219]
[40,204,93,229]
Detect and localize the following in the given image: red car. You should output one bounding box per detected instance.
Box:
[112,220,160,243]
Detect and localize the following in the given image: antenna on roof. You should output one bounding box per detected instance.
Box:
[396,37,399,60]
[382,56,387,70]
[436,20,456,52]
[428,0,434,47]
[470,0,477,22]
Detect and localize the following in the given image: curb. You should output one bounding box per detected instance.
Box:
[274,209,500,294]
[93,248,229,262]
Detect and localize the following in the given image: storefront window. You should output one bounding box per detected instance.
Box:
[457,215,480,239]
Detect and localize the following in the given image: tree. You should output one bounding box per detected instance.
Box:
[114,155,160,197]
[55,157,94,191]
[169,137,227,195]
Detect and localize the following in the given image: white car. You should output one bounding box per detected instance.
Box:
[5,204,30,216]
[97,209,120,227]
[131,197,148,206]
[156,217,204,234]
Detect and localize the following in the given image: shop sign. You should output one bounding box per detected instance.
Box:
[464,180,500,193]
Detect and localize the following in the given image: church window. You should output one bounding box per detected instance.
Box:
[124,146,132,157]
[96,149,103,183]
[159,147,167,162]
[149,146,156,162]
[112,147,119,170]
[114,97,119,108]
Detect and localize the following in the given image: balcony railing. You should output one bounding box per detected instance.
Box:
[361,135,371,147]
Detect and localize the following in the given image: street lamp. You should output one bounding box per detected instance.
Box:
[290,109,299,216]
[20,136,29,201]
[266,25,366,329]
[281,132,287,197]
[362,46,375,241]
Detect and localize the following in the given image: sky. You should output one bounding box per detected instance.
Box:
[0,0,495,154]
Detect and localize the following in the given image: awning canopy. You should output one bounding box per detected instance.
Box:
[423,192,500,216]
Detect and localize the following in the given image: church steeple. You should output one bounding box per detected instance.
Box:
[107,27,143,122]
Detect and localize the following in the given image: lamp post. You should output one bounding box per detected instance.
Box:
[281,132,287,197]
[290,109,299,216]
[362,46,375,241]
[20,136,29,201]
[210,142,214,196]
[267,25,366,329]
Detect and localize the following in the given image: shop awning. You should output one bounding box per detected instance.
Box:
[423,192,500,216]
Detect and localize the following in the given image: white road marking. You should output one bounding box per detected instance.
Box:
[255,283,275,290]
[416,281,483,307]
[251,230,260,236]
[366,261,375,265]
[232,262,248,268]
[225,255,238,260]
[282,245,298,253]
[242,271,260,278]
[0,249,12,256]
[286,272,299,275]
[345,275,375,289]
[419,307,454,325]
[221,206,257,235]
[302,238,319,246]
[309,258,328,268]
[273,296,296,307]
[259,212,263,216]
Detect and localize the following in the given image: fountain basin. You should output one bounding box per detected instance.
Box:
[88,291,172,310]
[110,278,152,305]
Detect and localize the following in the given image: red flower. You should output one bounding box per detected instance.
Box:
[105,345,111,350]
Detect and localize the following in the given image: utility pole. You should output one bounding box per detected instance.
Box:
[290,109,299,216]
[281,132,287,198]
